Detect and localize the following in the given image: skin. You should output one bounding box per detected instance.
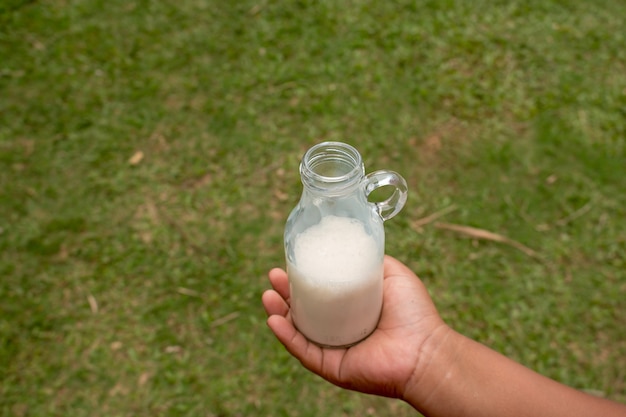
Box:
[262,255,626,417]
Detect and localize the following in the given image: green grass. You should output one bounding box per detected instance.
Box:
[1,0,625,415]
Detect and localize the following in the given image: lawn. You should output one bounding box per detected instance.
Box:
[1,0,625,416]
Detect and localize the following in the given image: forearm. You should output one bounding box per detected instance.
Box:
[403,328,626,417]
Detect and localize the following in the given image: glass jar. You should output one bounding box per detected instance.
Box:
[284,141,408,347]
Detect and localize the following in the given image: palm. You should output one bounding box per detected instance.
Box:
[262,256,446,398]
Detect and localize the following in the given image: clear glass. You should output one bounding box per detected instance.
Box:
[284,141,408,347]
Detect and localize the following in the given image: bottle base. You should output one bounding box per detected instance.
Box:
[295,320,379,349]
[307,333,373,349]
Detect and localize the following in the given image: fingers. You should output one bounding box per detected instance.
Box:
[268,267,290,301]
[266,315,304,353]
[262,267,291,317]
[270,260,418,297]
[266,315,328,379]
[262,289,289,317]
[264,267,329,379]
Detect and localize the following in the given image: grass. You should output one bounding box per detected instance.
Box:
[1,0,625,415]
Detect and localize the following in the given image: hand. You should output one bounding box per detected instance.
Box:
[264,256,626,417]
[262,255,450,399]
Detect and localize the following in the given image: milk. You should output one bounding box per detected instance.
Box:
[288,215,383,347]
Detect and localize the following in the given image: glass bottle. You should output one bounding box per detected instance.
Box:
[284,141,408,348]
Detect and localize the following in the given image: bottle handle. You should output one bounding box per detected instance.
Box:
[364,170,408,221]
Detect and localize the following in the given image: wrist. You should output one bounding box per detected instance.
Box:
[401,324,467,414]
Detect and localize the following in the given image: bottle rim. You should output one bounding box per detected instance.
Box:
[300,142,364,190]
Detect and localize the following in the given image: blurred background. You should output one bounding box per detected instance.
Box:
[1,0,624,415]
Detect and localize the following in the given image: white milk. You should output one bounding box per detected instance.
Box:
[288,215,383,347]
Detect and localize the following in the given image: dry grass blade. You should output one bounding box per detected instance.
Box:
[411,205,458,229]
[434,222,542,260]
[555,200,593,227]
[128,150,144,165]
[210,312,240,328]
[177,287,202,297]
[87,294,99,314]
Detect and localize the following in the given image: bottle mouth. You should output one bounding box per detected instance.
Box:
[300,142,364,190]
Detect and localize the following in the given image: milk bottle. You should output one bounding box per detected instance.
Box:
[284,142,407,347]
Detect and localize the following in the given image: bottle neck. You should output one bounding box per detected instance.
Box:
[300,142,365,196]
